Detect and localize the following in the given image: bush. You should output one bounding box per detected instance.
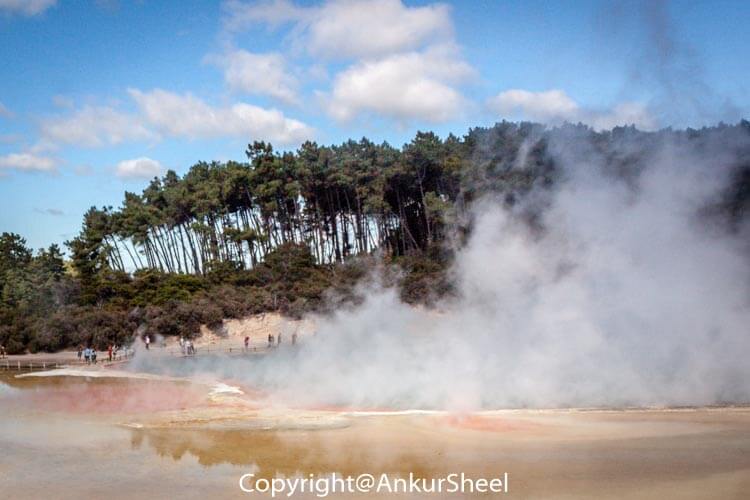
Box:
[0,233,453,351]
[394,250,454,305]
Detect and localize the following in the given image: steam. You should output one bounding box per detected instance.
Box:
[599,0,745,126]
[137,127,750,410]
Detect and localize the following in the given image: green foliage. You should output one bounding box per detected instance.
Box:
[0,232,32,291]
[129,270,206,306]
[391,245,455,305]
[2,121,749,353]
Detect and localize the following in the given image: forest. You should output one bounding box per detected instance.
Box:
[1,120,748,354]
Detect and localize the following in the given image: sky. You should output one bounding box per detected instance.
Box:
[0,0,748,251]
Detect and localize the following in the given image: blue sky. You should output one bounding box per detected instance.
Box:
[0,0,748,250]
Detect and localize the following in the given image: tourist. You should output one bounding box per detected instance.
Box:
[277,333,282,346]
[144,334,150,350]
[77,345,82,362]
[267,334,274,348]
[91,348,97,364]
[0,344,5,358]
[244,336,249,351]
[84,347,91,364]
[107,344,113,362]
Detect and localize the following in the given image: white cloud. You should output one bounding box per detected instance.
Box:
[0,153,56,173]
[0,0,56,16]
[129,88,314,144]
[304,0,451,59]
[325,45,473,123]
[41,106,156,147]
[588,102,657,131]
[35,89,313,150]
[223,0,472,125]
[488,90,578,122]
[487,89,657,131]
[115,157,163,180]
[208,49,299,104]
[223,0,452,60]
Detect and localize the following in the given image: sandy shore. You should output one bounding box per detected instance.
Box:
[180,312,315,351]
[0,312,312,365]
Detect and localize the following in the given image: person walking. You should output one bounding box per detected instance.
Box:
[267,334,274,348]
[244,336,249,351]
[144,335,150,350]
[107,344,113,363]
[77,345,82,362]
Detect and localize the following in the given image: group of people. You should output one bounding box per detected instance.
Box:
[266,332,298,348]
[1,330,307,365]
[77,344,120,364]
[1,331,301,362]
[178,336,195,356]
[139,332,300,356]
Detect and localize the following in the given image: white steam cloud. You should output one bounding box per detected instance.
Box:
[488,89,657,131]
[136,128,750,410]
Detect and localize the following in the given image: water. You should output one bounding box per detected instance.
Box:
[1,370,749,499]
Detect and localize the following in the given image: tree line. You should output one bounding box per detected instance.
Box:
[68,132,469,280]
[1,120,748,353]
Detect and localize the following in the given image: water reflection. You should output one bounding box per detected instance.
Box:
[128,422,450,480]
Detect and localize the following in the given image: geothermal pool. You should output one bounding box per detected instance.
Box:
[1,368,749,499]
